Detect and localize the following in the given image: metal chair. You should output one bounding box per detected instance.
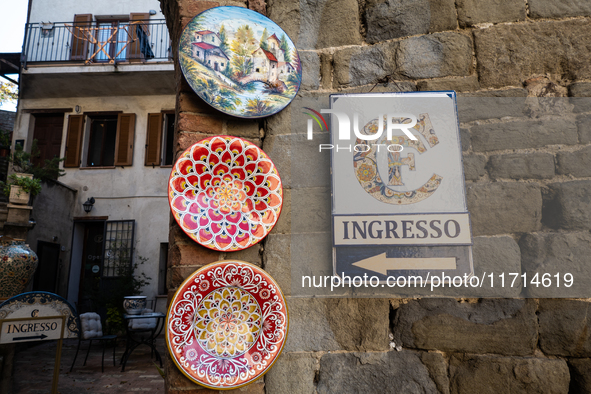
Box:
[70,312,117,373]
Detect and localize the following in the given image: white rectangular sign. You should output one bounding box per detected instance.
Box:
[0,316,64,344]
[328,91,474,280]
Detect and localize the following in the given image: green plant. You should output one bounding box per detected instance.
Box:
[98,254,151,334]
[0,173,42,197]
[0,130,11,147]
[10,141,65,181]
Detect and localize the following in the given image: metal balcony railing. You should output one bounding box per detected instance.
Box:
[22,20,171,67]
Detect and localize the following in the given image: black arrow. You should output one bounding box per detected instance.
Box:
[12,334,48,341]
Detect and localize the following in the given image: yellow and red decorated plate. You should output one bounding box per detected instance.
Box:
[166,261,288,390]
[168,135,283,251]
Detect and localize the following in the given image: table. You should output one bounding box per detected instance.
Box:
[120,313,165,372]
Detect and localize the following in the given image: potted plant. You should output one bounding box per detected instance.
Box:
[1,173,42,205]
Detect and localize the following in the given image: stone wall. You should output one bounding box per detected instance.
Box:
[159,0,591,392]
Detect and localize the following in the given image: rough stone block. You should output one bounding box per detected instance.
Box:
[264,353,317,394]
[320,52,332,90]
[333,43,394,87]
[427,0,458,33]
[299,51,320,91]
[556,146,591,177]
[471,236,522,297]
[519,232,591,298]
[538,299,591,357]
[285,297,390,352]
[263,234,291,295]
[578,114,591,143]
[396,33,473,80]
[291,187,331,233]
[297,0,362,49]
[364,0,457,44]
[569,359,591,393]
[393,299,537,355]
[460,128,470,151]
[466,182,542,236]
[364,0,431,43]
[177,113,223,134]
[456,0,525,27]
[267,0,300,46]
[463,155,486,181]
[317,351,440,394]
[168,265,202,289]
[542,180,591,230]
[457,97,527,123]
[474,19,591,88]
[470,119,578,152]
[338,81,416,93]
[529,0,591,18]
[450,354,569,394]
[291,232,335,297]
[421,352,450,394]
[417,76,479,93]
[225,243,262,265]
[168,242,220,267]
[488,153,555,180]
[569,82,591,113]
[226,119,261,139]
[262,133,331,188]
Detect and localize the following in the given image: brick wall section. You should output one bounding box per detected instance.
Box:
[160,0,591,393]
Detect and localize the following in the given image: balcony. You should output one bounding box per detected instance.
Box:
[23,20,171,66]
[19,20,175,99]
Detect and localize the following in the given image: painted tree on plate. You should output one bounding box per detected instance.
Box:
[245,97,271,116]
[280,34,291,63]
[219,24,229,53]
[259,28,269,51]
[231,25,258,78]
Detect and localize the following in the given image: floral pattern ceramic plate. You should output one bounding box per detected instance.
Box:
[179,6,301,118]
[168,135,283,251]
[166,260,288,389]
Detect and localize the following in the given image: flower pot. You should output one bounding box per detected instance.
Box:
[123,296,147,315]
[9,185,30,205]
[0,238,39,300]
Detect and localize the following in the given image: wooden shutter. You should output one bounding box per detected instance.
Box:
[64,115,84,168]
[145,113,163,166]
[114,113,136,166]
[70,14,92,61]
[128,13,150,62]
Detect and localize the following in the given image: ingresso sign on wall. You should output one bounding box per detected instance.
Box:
[328,91,473,283]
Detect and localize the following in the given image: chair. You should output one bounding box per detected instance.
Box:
[70,312,117,373]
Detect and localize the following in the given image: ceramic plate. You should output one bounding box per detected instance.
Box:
[179,6,301,118]
[168,135,283,251]
[166,260,288,390]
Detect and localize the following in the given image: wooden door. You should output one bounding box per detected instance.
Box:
[32,113,64,167]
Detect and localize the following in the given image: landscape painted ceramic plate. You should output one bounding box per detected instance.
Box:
[166,261,288,390]
[168,135,283,251]
[179,6,301,118]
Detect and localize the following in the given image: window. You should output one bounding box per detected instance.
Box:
[256,68,260,72]
[102,220,134,277]
[64,113,136,168]
[69,13,150,62]
[86,115,118,166]
[145,112,175,167]
[94,19,129,62]
[197,51,200,56]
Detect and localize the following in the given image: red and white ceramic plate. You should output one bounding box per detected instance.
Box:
[168,135,283,251]
[166,261,288,390]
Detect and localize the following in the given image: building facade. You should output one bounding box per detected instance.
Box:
[12,0,175,313]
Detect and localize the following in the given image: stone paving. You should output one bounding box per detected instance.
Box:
[12,336,166,394]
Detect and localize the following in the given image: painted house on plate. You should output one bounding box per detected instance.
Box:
[9,0,174,314]
[194,30,221,47]
[192,42,229,72]
[252,47,278,82]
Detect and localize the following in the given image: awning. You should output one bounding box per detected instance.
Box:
[0,53,21,85]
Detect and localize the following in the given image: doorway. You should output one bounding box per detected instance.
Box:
[32,241,61,293]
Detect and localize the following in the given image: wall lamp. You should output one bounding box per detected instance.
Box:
[83,197,95,213]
